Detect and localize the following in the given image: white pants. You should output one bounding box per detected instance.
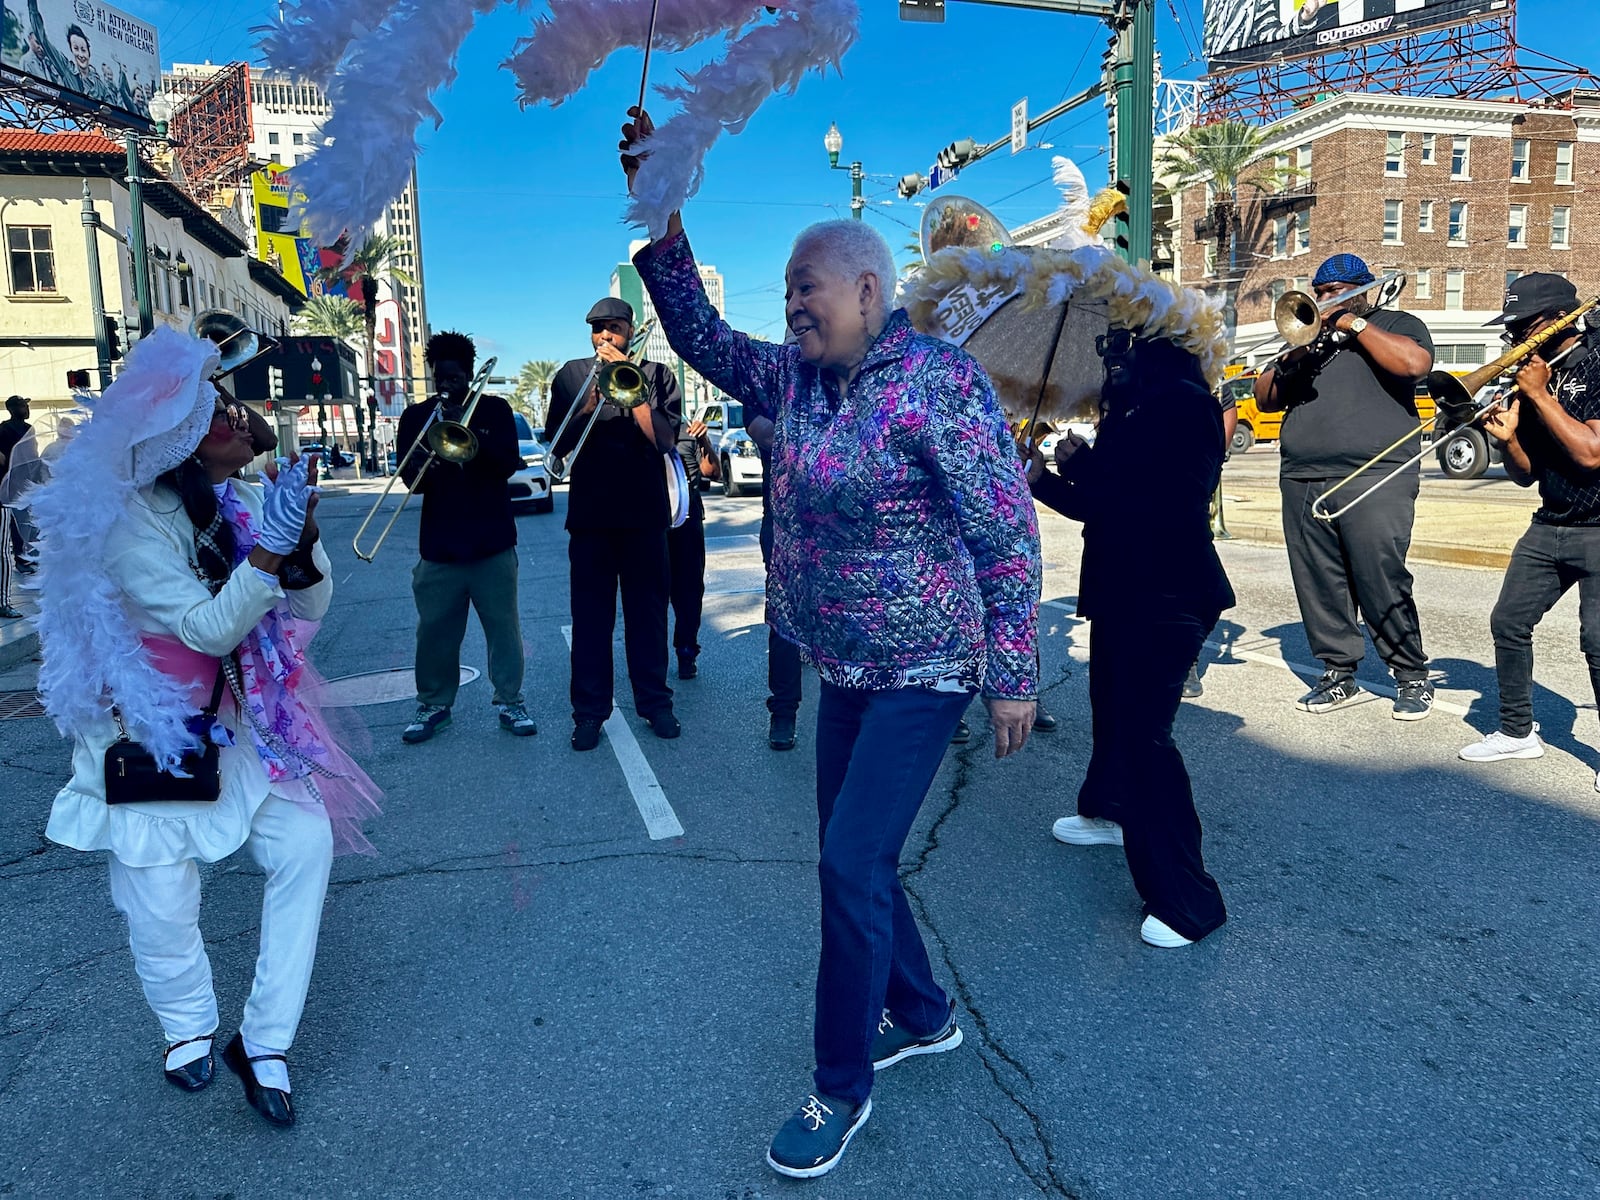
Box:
[107,794,334,1054]
[0,506,13,605]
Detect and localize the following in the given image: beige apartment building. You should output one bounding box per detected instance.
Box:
[1173,89,1600,370]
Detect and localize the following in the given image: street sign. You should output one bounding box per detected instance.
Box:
[927,164,956,190]
[1011,97,1028,155]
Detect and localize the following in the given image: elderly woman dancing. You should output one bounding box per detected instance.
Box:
[29,328,379,1128]
[623,110,1040,1179]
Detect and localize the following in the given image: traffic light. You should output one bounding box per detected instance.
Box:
[897,172,926,199]
[66,368,91,390]
[936,138,977,172]
[267,365,285,405]
[1110,179,1132,253]
[103,315,122,361]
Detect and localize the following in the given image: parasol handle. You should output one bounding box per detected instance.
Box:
[637,0,662,118]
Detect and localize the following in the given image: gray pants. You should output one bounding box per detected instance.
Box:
[412,548,525,708]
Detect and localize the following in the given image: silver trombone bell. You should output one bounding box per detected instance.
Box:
[192,309,277,378]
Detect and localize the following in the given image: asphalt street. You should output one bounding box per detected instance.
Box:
[3,479,1599,1199]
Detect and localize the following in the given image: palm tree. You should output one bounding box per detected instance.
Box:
[316,233,416,469]
[515,359,560,423]
[293,295,364,339]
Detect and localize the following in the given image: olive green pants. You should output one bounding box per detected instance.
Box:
[412,548,524,708]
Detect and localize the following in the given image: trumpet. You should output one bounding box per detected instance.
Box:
[351,357,498,562]
[1311,296,1598,522]
[546,319,655,483]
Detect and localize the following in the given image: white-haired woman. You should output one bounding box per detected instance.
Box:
[30,328,379,1128]
[622,110,1040,1179]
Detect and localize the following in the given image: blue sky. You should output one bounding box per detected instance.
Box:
[151,0,1593,373]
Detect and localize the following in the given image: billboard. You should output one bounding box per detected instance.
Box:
[250,163,345,298]
[1203,0,1506,73]
[1,0,160,126]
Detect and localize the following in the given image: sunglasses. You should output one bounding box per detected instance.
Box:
[211,403,249,431]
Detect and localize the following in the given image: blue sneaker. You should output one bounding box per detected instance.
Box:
[871,1000,963,1070]
[766,1092,871,1179]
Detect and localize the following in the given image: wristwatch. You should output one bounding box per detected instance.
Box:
[1347,316,1369,335]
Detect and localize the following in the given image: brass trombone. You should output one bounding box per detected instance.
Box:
[351,357,498,562]
[546,319,655,483]
[1233,272,1409,364]
[1311,296,1598,522]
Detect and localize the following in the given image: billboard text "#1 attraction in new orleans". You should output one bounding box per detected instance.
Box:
[1202,0,1503,73]
[1,0,160,125]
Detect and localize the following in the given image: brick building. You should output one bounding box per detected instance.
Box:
[1173,89,1600,370]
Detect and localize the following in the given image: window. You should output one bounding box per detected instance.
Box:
[1293,276,1309,294]
[1297,143,1313,174]
[1420,133,1436,164]
[1202,243,1216,277]
[292,132,304,145]
[1445,268,1465,310]
[1506,269,1520,293]
[1273,216,1290,258]
[1435,343,1487,367]
[1269,279,1287,306]
[1509,204,1528,247]
[270,153,282,165]
[1414,269,1432,300]
[1555,141,1574,184]
[1274,152,1289,192]
[6,225,56,293]
[1451,135,1470,179]
[1383,200,1403,244]
[1385,132,1405,175]
[1448,201,1467,243]
[1511,138,1530,181]
[1551,206,1571,249]
[1418,200,1434,233]
[1295,208,1311,254]
[267,131,279,145]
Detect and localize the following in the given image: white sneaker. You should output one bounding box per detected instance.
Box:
[1140,915,1194,948]
[1459,729,1545,762]
[1051,815,1124,846]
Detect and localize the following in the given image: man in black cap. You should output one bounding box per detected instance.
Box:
[1461,273,1600,781]
[546,297,683,750]
[1255,252,1436,719]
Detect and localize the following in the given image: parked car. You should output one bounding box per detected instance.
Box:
[510,413,554,513]
[718,425,765,497]
[1434,383,1506,480]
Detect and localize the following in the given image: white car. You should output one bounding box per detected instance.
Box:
[510,413,553,514]
[1035,420,1097,462]
[718,424,765,497]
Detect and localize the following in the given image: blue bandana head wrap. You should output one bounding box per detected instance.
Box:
[1313,253,1374,288]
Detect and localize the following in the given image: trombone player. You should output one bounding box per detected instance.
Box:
[545,298,682,751]
[1254,253,1436,719]
[1461,274,1600,780]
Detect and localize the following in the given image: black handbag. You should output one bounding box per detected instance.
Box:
[104,666,228,805]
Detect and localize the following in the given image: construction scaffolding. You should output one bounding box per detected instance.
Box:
[162,63,254,207]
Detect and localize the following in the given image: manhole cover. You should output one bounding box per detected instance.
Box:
[0,690,45,720]
[315,666,479,708]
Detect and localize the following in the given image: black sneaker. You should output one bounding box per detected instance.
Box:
[950,719,971,745]
[677,650,698,680]
[1182,664,1204,699]
[769,713,797,751]
[766,1092,871,1179]
[647,710,681,739]
[1032,708,1058,733]
[402,704,451,744]
[1295,672,1363,714]
[871,999,963,1071]
[497,701,538,736]
[571,718,604,751]
[1392,679,1434,722]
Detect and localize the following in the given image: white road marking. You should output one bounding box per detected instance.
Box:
[560,625,685,840]
[1039,599,1471,718]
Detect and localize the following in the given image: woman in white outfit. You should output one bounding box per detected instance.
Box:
[29,327,380,1127]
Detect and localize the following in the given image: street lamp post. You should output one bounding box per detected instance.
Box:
[311,356,329,449]
[823,122,864,220]
[124,94,174,340]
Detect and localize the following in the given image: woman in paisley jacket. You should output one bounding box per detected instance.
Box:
[623,109,1040,1180]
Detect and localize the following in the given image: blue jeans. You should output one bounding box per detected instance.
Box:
[812,681,970,1105]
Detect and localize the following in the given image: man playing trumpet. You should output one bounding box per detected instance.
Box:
[1461,274,1600,781]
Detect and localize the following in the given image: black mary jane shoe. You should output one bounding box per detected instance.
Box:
[222,1033,295,1127]
[162,1036,215,1092]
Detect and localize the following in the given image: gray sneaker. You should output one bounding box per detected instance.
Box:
[402,704,451,744]
[496,702,538,736]
[1295,672,1363,714]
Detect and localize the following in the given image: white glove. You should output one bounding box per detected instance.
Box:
[257,457,316,554]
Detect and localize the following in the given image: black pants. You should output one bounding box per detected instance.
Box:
[667,516,705,655]
[1281,474,1428,681]
[568,528,672,723]
[1077,612,1227,942]
[1491,521,1600,738]
[760,494,803,716]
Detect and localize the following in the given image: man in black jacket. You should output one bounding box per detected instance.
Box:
[1028,333,1234,948]
[669,409,710,680]
[397,331,535,744]
[1254,253,1436,720]
[546,298,682,750]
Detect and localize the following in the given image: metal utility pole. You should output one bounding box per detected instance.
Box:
[80,182,113,390]
[1109,0,1156,265]
[124,135,153,338]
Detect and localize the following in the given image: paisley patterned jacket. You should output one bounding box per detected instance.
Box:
[635,232,1040,699]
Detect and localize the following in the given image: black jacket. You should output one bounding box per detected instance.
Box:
[396,392,521,564]
[546,358,682,532]
[1030,338,1235,622]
